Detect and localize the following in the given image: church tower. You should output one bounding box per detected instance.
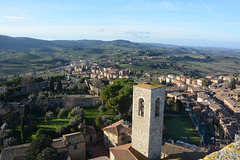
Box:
[131,83,165,160]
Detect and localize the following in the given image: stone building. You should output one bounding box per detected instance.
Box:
[0,132,86,160]
[79,123,97,146]
[102,120,132,148]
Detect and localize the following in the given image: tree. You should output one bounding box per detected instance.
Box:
[36,147,58,160]
[21,76,33,86]
[56,126,66,135]
[171,99,183,113]
[100,78,136,115]
[95,117,103,129]
[172,103,179,112]
[105,97,120,112]
[28,93,36,100]
[57,79,62,92]
[57,108,69,119]
[49,77,54,92]
[69,116,82,126]
[3,137,17,148]
[37,92,46,101]
[167,98,174,106]
[68,106,84,118]
[228,79,236,90]
[0,129,13,147]
[24,134,54,160]
[101,84,122,101]
[0,93,4,100]
[20,116,25,142]
[44,115,49,121]
[98,105,106,113]
[202,78,209,87]
[4,106,19,129]
[46,111,54,119]
[23,104,29,118]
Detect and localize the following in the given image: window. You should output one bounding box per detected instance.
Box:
[138,98,144,116]
[155,98,160,117]
[90,135,93,142]
[74,144,77,150]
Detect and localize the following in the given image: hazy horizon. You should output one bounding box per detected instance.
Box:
[1,0,240,49]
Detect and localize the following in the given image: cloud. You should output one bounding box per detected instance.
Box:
[97,28,105,32]
[128,1,186,11]
[3,16,27,20]
[157,2,183,11]
[125,31,151,38]
[199,0,214,14]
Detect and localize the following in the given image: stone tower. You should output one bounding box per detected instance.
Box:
[131,83,165,160]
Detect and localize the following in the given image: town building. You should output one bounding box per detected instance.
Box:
[102,120,132,148]
[0,132,86,160]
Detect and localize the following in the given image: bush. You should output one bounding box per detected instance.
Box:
[36,147,58,160]
[24,134,53,160]
[69,116,82,127]
[36,129,57,139]
[98,105,106,113]
[68,106,84,118]
[37,92,46,101]
[101,116,112,126]
[3,137,17,148]
[57,108,69,119]
[56,126,66,135]
[0,129,13,146]
[93,100,100,107]
[44,115,49,121]
[46,111,54,119]
[101,115,108,122]
[95,117,103,129]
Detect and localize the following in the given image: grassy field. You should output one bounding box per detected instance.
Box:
[164,116,202,145]
[83,107,116,115]
[30,118,71,140]
[37,118,71,131]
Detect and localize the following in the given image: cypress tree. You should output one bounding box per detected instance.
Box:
[20,116,25,142]
[49,77,54,91]
[57,79,62,92]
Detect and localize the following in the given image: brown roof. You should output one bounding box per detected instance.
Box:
[110,143,148,160]
[102,120,132,136]
[0,143,30,160]
[161,142,206,160]
[85,126,96,135]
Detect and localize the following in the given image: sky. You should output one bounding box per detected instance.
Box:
[0,0,240,48]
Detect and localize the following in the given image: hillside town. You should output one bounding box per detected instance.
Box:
[0,59,239,159]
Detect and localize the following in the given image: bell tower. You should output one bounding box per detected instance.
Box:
[131,83,165,160]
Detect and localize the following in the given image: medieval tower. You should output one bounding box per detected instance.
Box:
[131,83,165,160]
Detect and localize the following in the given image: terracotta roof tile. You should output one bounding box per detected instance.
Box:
[102,120,132,136]
[110,143,148,160]
[85,126,96,135]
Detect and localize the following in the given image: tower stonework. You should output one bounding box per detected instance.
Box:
[132,83,165,160]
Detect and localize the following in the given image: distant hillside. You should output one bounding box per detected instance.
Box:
[0,35,171,51]
[0,35,53,51]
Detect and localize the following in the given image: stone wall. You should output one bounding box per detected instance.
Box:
[63,95,101,108]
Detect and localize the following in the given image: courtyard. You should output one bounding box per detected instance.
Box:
[164,116,202,145]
